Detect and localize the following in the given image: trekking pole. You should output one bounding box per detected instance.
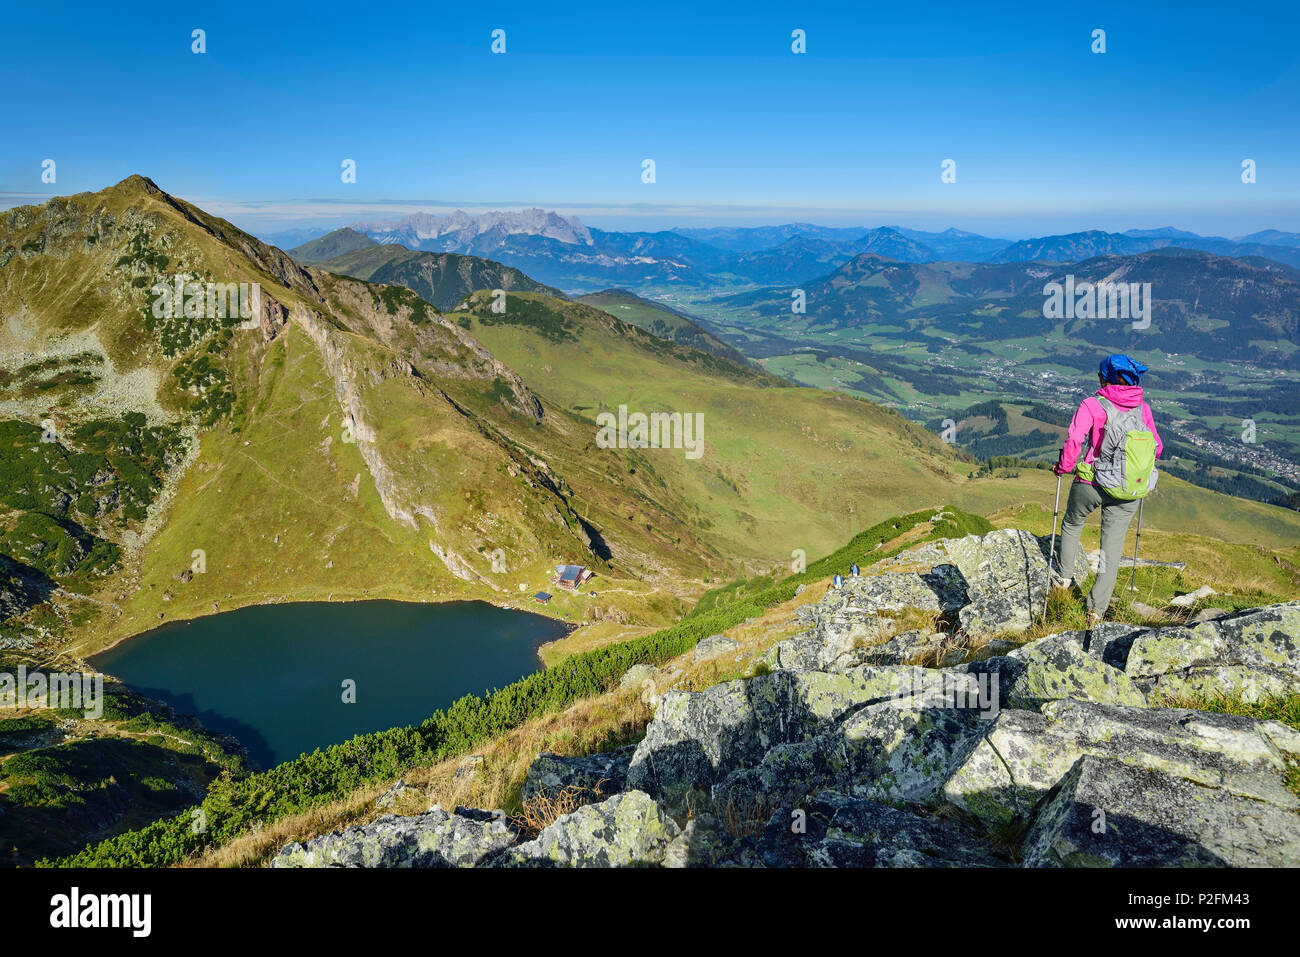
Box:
[1048,471,1062,578]
[1128,498,1145,592]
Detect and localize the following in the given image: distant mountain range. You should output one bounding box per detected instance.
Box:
[717,246,1300,368]
[1237,229,1300,248]
[276,211,1300,292]
[354,208,593,249]
[676,224,1011,262]
[991,229,1300,268]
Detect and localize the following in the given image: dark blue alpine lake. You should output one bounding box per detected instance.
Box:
[92,600,571,768]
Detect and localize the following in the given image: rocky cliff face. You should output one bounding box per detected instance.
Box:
[272,529,1300,868]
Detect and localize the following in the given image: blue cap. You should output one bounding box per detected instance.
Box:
[1099,354,1148,385]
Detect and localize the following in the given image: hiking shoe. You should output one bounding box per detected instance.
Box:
[1050,573,1073,591]
[1085,611,1103,629]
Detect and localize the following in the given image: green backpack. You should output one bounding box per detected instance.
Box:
[1075,395,1157,499]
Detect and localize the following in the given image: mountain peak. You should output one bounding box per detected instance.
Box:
[110,174,164,196]
[351,208,593,248]
[290,226,379,262]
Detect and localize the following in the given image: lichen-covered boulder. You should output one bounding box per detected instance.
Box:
[961,634,1149,710]
[942,699,1300,826]
[783,529,1053,667]
[1074,622,1149,669]
[1125,602,1300,703]
[618,663,659,691]
[765,620,952,672]
[1022,754,1300,867]
[762,635,824,671]
[869,528,1050,636]
[663,813,746,868]
[712,688,992,812]
[694,634,740,662]
[503,790,680,867]
[946,530,1050,636]
[804,794,1011,868]
[742,791,1006,868]
[797,607,878,668]
[625,679,757,799]
[850,629,950,667]
[939,708,1070,824]
[271,804,518,868]
[840,572,960,616]
[627,666,985,799]
[522,746,635,801]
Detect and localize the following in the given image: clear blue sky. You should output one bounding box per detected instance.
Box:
[2,0,1298,237]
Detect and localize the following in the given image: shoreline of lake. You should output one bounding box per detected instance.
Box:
[75,591,581,662]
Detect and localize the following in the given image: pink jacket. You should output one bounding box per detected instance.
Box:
[1056,383,1162,479]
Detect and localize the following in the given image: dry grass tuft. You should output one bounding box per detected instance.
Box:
[848,606,949,658]
[516,782,608,837]
[716,793,777,839]
[917,631,969,667]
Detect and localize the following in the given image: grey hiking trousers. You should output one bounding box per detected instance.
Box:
[1056,480,1141,617]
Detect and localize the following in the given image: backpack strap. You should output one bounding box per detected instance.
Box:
[1079,395,1113,460]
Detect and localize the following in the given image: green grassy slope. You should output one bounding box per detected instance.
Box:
[453,291,1300,554]
[576,288,750,363]
[452,291,986,564]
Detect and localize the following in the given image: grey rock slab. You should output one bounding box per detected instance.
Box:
[521,746,635,801]
[1170,585,1216,608]
[502,790,680,867]
[1022,754,1300,867]
[1126,602,1300,703]
[711,690,993,812]
[942,699,1300,826]
[628,666,984,799]
[619,663,660,691]
[694,633,740,662]
[808,795,1011,868]
[1191,607,1231,623]
[271,804,518,868]
[851,629,949,667]
[958,633,1149,711]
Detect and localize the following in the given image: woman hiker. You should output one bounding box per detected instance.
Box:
[1052,354,1163,626]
